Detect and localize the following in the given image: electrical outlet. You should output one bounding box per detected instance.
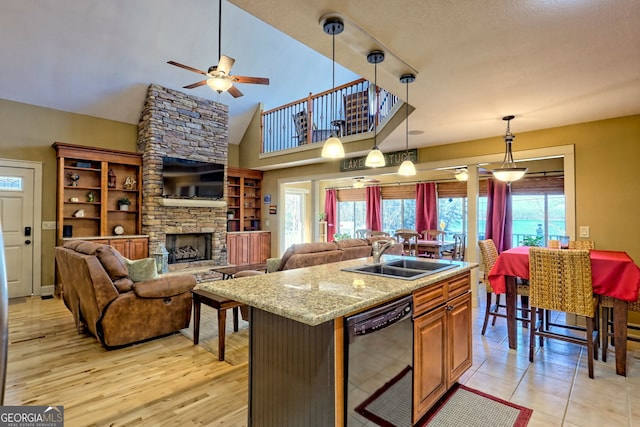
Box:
[42,221,57,230]
[579,226,590,238]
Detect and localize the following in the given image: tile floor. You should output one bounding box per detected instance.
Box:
[461,290,640,427]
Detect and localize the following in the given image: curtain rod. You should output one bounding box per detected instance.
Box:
[325,170,564,190]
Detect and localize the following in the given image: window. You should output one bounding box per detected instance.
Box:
[0,176,23,191]
[284,191,305,248]
[438,197,466,235]
[477,176,565,246]
[337,201,366,238]
[381,198,416,234]
[511,194,566,246]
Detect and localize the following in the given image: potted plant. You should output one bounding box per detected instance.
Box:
[520,235,542,247]
[227,210,235,219]
[319,212,326,222]
[118,197,131,211]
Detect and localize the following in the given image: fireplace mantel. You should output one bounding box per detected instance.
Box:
[157,198,227,208]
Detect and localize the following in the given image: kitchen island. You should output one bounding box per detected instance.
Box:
[199,255,478,426]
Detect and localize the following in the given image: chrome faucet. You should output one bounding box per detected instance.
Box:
[372,239,398,264]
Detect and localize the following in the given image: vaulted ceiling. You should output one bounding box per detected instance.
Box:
[2,0,639,153]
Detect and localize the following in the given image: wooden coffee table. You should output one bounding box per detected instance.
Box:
[210,263,267,280]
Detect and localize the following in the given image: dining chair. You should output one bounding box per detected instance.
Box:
[394,231,421,256]
[600,294,640,362]
[443,233,466,261]
[547,239,561,249]
[370,231,390,237]
[568,240,596,250]
[355,228,372,239]
[545,240,596,330]
[528,247,599,378]
[478,239,530,335]
[422,230,445,242]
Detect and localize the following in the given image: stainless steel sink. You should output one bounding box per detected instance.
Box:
[341,259,457,281]
[384,259,456,272]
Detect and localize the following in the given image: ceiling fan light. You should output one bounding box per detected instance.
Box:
[321,136,345,158]
[352,179,365,189]
[206,77,233,92]
[365,148,386,168]
[398,160,416,176]
[454,169,468,181]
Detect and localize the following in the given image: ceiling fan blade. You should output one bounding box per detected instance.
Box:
[227,85,244,98]
[217,55,235,75]
[232,76,270,85]
[167,61,207,75]
[183,80,208,89]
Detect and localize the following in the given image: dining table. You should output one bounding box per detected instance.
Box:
[488,246,640,376]
[415,239,455,259]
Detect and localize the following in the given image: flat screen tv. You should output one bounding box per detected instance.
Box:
[161,156,225,200]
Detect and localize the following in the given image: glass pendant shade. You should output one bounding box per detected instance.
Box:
[365,148,385,167]
[397,73,416,176]
[398,160,416,176]
[321,136,345,158]
[321,17,345,159]
[207,77,233,92]
[492,115,527,183]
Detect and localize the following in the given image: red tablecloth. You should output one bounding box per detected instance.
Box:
[488,246,640,302]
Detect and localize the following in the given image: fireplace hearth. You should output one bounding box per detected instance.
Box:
[166,233,212,264]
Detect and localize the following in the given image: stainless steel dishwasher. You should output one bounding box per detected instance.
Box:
[344,294,413,426]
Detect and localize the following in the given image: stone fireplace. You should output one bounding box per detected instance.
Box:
[137,84,228,270]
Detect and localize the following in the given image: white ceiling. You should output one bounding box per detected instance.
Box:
[2,0,639,153]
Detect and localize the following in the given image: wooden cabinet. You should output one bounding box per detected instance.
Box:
[226,167,262,232]
[109,237,149,259]
[54,142,144,242]
[412,272,472,422]
[227,232,270,266]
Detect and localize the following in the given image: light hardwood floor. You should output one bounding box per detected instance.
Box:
[4,296,249,426]
[4,293,640,426]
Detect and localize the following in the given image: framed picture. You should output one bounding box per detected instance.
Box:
[263,194,271,204]
[269,205,277,215]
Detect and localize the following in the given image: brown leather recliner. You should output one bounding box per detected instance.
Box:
[55,240,196,348]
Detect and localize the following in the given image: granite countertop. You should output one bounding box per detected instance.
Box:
[198,255,478,326]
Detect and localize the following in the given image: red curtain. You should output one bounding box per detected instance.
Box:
[485,179,512,252]
[416,183,437,232]
[325,189,337,242]
[366,186,382,231]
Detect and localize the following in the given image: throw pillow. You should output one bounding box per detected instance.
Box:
[124,257,159,282]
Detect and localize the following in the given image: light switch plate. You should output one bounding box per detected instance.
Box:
[42,221,57,230]
[579,226,590,238]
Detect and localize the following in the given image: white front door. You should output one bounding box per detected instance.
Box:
[0,166,35,297]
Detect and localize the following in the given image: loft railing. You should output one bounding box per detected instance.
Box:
[261,78,399,154]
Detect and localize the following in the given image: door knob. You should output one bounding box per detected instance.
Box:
[25,240,32,245]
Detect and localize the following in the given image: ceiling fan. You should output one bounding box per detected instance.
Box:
[167,0,269,98]
[352,176,380,188]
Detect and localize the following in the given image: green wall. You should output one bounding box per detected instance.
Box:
[0,99,137,288]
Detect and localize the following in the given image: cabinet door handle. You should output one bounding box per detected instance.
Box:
[446,305,454,312]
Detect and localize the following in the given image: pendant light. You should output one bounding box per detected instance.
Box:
[492,115,527,183]
[365,50,386,168]
[397,73,416,176]
[321,17,345,159]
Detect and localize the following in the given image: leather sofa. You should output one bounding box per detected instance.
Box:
[273,237,403,271]
[55,240,196,348]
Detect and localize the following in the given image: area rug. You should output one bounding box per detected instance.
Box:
[355,366,532,427]
[180,304,249,366]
